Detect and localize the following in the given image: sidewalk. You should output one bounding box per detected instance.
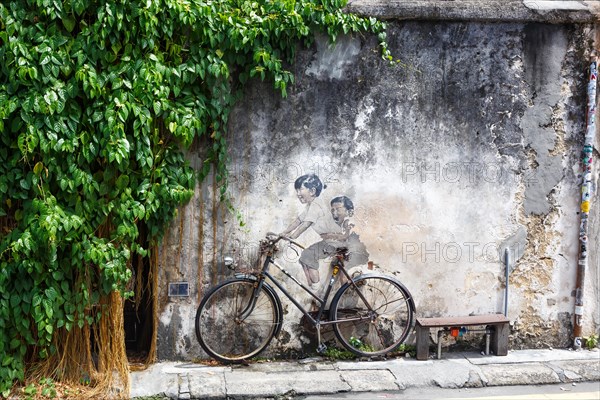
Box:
[130,349,600,399]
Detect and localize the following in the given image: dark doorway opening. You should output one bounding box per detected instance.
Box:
[124,230,154,364]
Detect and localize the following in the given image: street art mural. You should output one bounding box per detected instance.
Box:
[154,22,599,360]
[279,174,369,291]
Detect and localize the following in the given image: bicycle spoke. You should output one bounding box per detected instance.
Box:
[195,279,281,362]
[331,276,414,356]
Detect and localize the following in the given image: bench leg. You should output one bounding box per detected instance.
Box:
[491,323,509,356]
[416,325,430,360]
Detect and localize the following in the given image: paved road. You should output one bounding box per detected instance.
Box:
[301,382,600,399]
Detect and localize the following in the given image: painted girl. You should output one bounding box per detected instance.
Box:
[280,174,343,289]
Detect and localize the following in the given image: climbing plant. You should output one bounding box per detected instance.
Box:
[0,0,390,396]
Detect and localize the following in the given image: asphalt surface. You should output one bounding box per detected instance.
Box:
[302,381,600,399]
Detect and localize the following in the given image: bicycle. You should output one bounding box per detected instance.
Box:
[194,233,416,363]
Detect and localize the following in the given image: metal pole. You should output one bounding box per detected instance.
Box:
[573,59,597,349]
[504,248,509,317]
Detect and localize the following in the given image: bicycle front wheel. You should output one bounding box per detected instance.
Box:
[195,278,282,363]
[330,275,415,357]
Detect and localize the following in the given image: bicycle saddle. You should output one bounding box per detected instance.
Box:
[335,247,349,255]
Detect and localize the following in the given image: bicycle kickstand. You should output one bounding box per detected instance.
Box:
[316,323,327,354]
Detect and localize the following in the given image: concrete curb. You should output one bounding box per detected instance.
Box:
[130,349,600,399]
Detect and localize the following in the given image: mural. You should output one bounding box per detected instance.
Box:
[154,22,599,360]
[279,174,369,291]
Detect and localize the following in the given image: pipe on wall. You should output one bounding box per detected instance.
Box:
[504,248,510,318]
[573,59,597,349]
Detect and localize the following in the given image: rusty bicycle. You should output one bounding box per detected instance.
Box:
[194,233,415,362]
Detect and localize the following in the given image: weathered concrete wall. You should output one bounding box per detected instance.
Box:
[345,0,600,23]
[155,20,599,360]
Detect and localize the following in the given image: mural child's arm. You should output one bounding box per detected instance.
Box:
[286,221,313,239]
[281,217,302,236]
[320,232,347,241]
[280,218,312,239]
[321,220,352,241]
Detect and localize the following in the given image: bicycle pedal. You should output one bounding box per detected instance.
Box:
[317,343,327,354]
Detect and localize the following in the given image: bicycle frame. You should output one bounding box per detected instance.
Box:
[240,242,375,332]
[195,234,416,361]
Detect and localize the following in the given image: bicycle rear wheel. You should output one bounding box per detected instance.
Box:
[330,274,415,357]
[195,278,282,363]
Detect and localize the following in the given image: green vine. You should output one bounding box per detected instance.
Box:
[0,0,389,395]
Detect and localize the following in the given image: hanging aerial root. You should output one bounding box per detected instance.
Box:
[91,291,130,399]
[145,246,159,366]
[23,291,129,399]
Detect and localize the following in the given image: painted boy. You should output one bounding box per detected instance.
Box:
[329,195,369,269]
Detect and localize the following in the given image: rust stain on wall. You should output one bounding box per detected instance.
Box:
[176,208,184,278]
[157,238,169,315]
[197,186,205,303]
[211,171,218,286]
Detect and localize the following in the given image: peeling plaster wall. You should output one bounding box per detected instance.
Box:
[155,21,599,360]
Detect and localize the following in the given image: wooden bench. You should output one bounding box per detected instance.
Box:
[415,314,510,360]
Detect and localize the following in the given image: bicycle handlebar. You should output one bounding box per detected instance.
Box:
[265,232,305,250]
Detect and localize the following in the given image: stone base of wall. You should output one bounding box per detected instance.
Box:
[346,0,600,23]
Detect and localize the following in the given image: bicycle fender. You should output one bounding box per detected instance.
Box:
[260,281,284,338]
[234,272,258,280]
[225,276,284,338]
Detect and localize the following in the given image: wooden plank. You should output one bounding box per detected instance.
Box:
[491,321,509,356]
[415,324,430,360]
[416,314,509,328]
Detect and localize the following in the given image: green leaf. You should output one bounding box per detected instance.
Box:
[40,55,51,66]
[0,0,392,391]
[116,174,129,189]
[33,161,44,176]
[43,299,53,319]
[63,16,76,32]
[153,101,162,115]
